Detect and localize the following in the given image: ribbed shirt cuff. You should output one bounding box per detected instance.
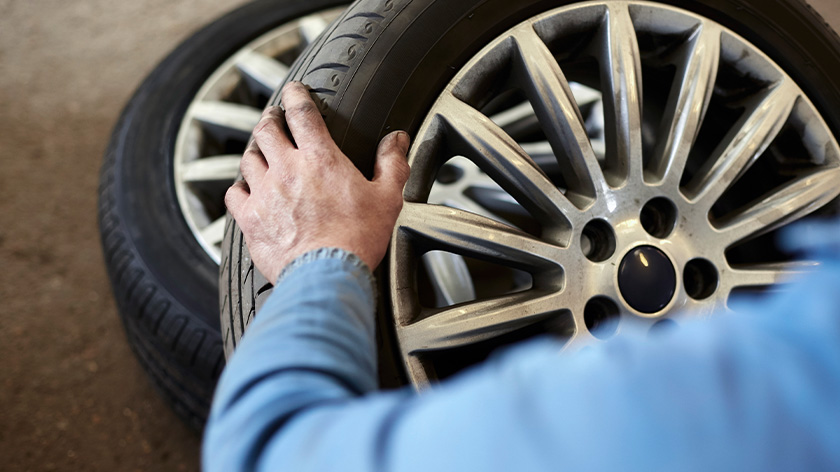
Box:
[275,247,377,297]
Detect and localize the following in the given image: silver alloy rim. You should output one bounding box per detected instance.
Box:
[390,1,840,385]
[174,8,343,263]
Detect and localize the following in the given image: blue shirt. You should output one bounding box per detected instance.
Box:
[203,222,840,471]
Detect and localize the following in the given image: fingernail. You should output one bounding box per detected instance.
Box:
[394,130,410,154]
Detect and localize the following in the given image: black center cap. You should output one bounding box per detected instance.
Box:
[618,246,676,313]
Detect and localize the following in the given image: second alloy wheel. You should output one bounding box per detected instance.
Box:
[99,0,345,427]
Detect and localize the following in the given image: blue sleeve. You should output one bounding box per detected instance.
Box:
[203,220,840,472]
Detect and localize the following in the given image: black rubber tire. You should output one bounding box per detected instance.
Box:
[221,0,840,380]
[98,0,348,430]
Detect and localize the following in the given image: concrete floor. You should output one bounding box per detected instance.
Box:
[0,1,248,470]
[0,0,838,471]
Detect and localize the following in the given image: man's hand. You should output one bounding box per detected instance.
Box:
[224,82,411,283]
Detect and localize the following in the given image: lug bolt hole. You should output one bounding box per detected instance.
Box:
[640,197,677,239]
[581,219,616,262]
[435,162,464,184]
[683,258,719,300]
[584,297,620,340]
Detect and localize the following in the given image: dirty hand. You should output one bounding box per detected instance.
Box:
[225,82,411,283]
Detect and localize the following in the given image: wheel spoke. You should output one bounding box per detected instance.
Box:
[421,251,476,306]
[398,292,563,353]
[190,101,262,142]
[716,167,840,245]
[398,202,563,271]
[235,51,290,95]
[201,216,227,246]
[726,261,819,289]
[650,23,720,185]
[182,155,242,183]
[436,93,577,232]
[511,26,604,201]
[686,80,799,207]
[299,16,329,45]
[598,3,644,184]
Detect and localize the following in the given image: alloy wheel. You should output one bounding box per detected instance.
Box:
[389,1,840,384]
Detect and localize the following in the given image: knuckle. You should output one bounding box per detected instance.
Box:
[239,164,254,182]
[383,157,410,186]
[239,153,253,170]
[263,105,283,119]
[224,188,238,210]
[254,117,281,137]
[242,147,261,160]
[238,164,250,181]
[387,187,405,212]
[241,150,262,169]
[395,158,411,182]
[391,198,404,216]
[246,137,260,152]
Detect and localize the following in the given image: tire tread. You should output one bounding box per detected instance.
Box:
[221,0,411,358]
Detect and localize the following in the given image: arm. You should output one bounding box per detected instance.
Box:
[206,249,840,471]
[204,82,840,471]
[203,248,389,471]
[206,81,413,471]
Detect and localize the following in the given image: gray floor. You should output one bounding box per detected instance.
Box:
[0,1,248,470]
[0,0,838,471]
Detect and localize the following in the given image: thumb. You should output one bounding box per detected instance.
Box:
[373,130,411,189]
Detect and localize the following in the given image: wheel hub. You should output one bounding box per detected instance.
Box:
[618,246,676,314]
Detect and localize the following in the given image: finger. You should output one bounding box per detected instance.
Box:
[252,106,293,165]
[224,180,250,219]
[280,82,333,151]
[240,148,268,188]
[373,130,411,192]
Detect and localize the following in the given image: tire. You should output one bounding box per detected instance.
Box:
[98,0,347,430]
[221,0,840,385]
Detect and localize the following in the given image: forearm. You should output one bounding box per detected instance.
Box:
[203,248,382,471]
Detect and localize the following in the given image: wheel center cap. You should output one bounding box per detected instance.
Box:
[618,246,676,313]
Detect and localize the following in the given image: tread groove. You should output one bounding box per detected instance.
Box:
[326,33,369,43]
[346,11,384,20]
